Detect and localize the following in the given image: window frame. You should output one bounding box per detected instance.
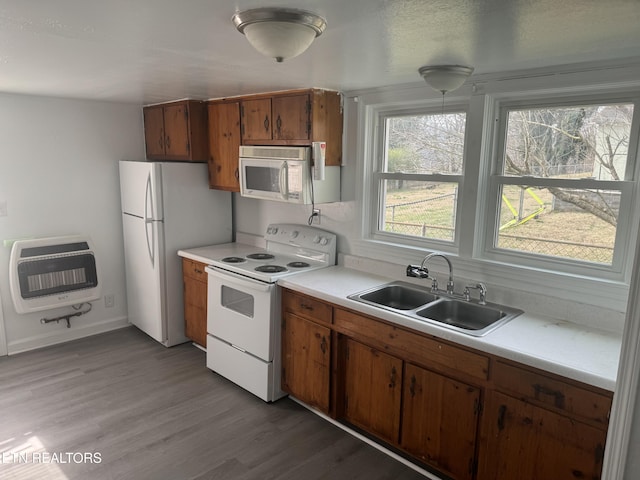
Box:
[368,103,470,252]
[479,93,640,281]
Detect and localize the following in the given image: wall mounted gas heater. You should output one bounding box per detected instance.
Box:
[9,235,102,314]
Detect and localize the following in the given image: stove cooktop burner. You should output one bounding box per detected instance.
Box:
[221,256,246,263]
[287,261,310,268]
[255,265,287,273]
[247,253,275,261]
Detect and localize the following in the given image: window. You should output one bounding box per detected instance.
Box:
[486,101,637,272]
[373,110,467,245]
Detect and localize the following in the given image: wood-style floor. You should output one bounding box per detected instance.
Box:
[0,327,427,480]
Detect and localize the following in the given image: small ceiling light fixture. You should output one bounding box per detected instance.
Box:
[232,7,327,63]
[418,65,474,95]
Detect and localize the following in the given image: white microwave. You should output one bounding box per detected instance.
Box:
[239,145,340,204]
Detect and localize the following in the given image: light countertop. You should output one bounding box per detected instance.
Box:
[278,266,622,391]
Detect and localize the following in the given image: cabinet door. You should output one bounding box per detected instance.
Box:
[163,103,191,159]
[208,102,241,191]
[272,94,310,141]
[281,312,331,413]
[241,98,272,141]
[183,277,207,347]
[143,106,166,158]
[343,338,402,444]
[477,391,607,480]
[401,363,480,480]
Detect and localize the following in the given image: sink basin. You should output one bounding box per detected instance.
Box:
[356,282,438,310]
[348,281,523,336]
[416,298,504,329]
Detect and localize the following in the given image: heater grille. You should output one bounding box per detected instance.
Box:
[9,236,102,313]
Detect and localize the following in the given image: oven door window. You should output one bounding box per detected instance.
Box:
[221,285,254,318]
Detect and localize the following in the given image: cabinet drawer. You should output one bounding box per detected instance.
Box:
[282,290,332,326]
[182,258,208,282]
[334,308,489,381]
[492,360,612,426]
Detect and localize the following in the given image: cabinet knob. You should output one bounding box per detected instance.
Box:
[166,136,171,149]
[276,115,282,132]
[409,374,417,398]
[264,115,270,132]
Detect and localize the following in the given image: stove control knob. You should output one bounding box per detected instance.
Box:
[320,237,329,246]
[290,230,299,239]
[270,227,278,235]
[313,235,321,244]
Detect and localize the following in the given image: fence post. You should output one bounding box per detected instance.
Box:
[422,223,427,237]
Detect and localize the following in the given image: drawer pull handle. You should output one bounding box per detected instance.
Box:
[497,404,507,431]
[300,303,314,311]
[534,384,565,409]
[389,366,397,389]
[409,374,417,398]
[194,269,203,274]
[320,336,327,354]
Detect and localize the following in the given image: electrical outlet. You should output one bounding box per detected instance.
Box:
[0,200,7,217]
[104,294,115,308]
[311,208,321,225]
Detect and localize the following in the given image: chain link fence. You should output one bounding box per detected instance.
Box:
[497,233,614,264]
[384,191,456,241]
[384,190,614,264]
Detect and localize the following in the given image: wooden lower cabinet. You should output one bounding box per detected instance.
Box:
[281,312,331,413]
[477,391,607,480]
[280,289,612,480]
[343,338,402,444]
[182,258,208,347]
[401,363,481,480]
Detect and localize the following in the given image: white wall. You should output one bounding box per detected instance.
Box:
[0,93,144,354]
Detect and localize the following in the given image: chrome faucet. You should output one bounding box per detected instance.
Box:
[407,252,455,295]
[464,283,487,305]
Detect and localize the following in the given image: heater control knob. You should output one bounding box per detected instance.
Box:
[320,237,329,246]
[290,230,299,239]
[313,235,321,244]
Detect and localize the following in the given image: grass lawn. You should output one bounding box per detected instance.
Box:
[383,184,616,263]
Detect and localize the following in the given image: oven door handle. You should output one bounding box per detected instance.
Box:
[205,266,274,292]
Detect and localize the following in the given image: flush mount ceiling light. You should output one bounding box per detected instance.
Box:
[232,7,327,63]
[418,65,474,95]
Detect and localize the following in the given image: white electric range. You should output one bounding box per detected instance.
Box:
[204,224,337,402]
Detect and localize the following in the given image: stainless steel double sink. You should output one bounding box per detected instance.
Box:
[347,281,524,336]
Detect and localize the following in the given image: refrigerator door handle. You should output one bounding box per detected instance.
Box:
[145,174,155,266]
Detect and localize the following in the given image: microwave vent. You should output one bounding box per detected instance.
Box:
[9,235,102,314]
[239,145,310,161]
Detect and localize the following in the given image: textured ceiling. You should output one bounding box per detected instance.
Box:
[0,0,639,104]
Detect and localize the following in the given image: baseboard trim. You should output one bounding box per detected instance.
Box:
[289,397,440,480]
[7,316,130,355]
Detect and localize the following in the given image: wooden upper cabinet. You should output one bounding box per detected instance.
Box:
[241,94,309,142]
[240,98,272,142]
[143,106,165,157]
[208,101,241,191]
[143,100,208,162]
[239,89,343,166]
[272,94,310,141]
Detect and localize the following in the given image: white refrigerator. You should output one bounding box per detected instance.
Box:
[119,160,232,346]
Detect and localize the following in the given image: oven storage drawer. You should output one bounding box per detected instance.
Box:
[207,334,282,402]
